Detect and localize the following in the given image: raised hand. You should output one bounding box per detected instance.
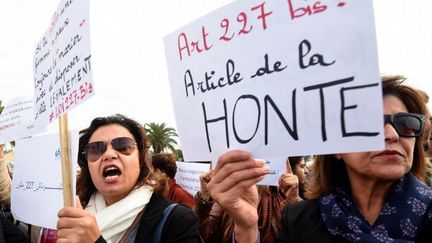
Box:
[207,150,269,243]
[279,157,301,203]
[198,169,213,201]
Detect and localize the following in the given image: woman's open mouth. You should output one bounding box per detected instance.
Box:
[103,165,121,182]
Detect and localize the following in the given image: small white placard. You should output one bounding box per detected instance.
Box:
[175,161,210,196]
[0,96,45,144]
[11,131,79,229]
[258,157,286,186]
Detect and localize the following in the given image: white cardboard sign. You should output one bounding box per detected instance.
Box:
[175,161,210,196]
[11,131,79,229]
[165,0,383,162]
[258,157,286,186]
[34,0,93,129]
[0,96,45,144]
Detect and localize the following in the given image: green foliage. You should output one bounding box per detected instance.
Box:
[173,149,184,161]
[144,122,178,154]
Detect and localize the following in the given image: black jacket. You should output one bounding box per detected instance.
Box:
[277,199,432,243]
[97,192,201,243]
[0,214,27,243]
[276,199,346,243]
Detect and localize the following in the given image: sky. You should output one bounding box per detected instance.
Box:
[0,0,431,142]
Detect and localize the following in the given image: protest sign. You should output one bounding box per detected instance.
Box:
[165,0,383,162]
[0,96,45,144]
[175,161,210,196]
[33,0,93,129]
[11,131,78,229]
[258,157,286,186]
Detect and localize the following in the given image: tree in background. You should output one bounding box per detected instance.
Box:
[174,149,184,162]
[144,122,178,154]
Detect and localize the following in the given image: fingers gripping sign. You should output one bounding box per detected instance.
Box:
[56,196,101,243]
[207,150,270,242]
[279,157,301,203]
[209,150,268,208]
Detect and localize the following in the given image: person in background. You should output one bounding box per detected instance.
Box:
[0,213,28,243]
[0,144,11,208]
[286,156,309,199]
[304,155,314,181]
[0,143,14,228]
[418,89,432,187]
[56,114,200,242]
[0,145,27,242]
[152,153,195,209]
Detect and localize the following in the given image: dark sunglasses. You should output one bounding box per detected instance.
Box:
[384,112,425,137]
[82,137,137,162]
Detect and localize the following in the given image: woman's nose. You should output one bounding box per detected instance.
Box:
[102,143,118,161]
[384,123,399,143]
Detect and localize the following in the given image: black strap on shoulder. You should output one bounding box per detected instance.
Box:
[152,203,178,243]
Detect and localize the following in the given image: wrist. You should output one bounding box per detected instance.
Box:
[233,223,259,243]
[197,191,213,204]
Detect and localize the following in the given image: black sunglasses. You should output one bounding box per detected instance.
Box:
[82,137,137,162]
[384,112,425,137]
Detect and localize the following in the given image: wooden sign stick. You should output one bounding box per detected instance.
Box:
[59,113,74,207]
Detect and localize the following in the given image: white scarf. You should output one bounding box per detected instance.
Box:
[85,186,153,243]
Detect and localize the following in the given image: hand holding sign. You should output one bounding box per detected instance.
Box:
[57,197,100,242]
[278,157,301,203]
[207,150,269,242]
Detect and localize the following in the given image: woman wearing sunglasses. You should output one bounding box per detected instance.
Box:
[276,76,432,242]
[56,114,201,242]
[208,76,432,242]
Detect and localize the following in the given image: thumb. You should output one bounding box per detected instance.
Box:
[75,196,83,209]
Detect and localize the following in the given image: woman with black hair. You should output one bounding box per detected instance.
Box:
[56,114,201,242]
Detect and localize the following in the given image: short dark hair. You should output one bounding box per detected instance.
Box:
[288,156,304,170]
[152,153,177,178]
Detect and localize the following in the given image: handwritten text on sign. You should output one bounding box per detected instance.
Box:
[258,157,286,186]
[11,131,79,229]
[0,96,45,144]
[175,161,210,196]
[164,0,383,161]
[34,0,93,128]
